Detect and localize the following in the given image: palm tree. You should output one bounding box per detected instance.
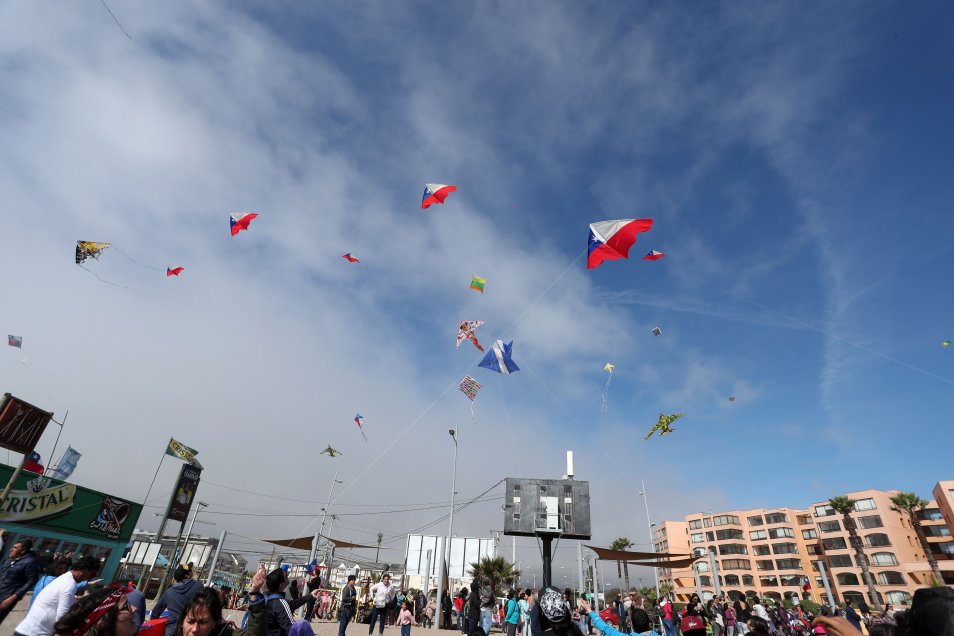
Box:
[890,492,944,586]
[611,537,634,590]
[829,496,881,610]
[468,556,521,594]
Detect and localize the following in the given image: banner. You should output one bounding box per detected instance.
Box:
[0,394,53,455]
[0,482,76,523]
[168,463,201,522]
[49,446,81,481]
[166,438,199,464]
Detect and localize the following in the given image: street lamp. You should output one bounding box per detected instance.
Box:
[435,428,459,629]
[180,501,210,565]
[638,482,661,601]
[313,474,343,564]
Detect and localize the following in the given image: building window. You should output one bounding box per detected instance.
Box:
[772,543,798,555]
[724,574,740,585]
[918,509,944,522]
[713,515,741,527]
[704,518,713,528]
[837,573,860,586]
[780,575,801,587]
[691,533,705,543]
[853,498,876,511]
[513,512,520,524]
[828,555,853,568]
[858,515,884,529]
[872,552,898,566]
[885,591,912,605]
[717,529,744,541]
[806,545,821,555]
[748,515,764,527]
[879,571,905,585]
[822,537,848,551]
[699,575,712,586]
[775,559,802,570]
[924,526,952,537]
[815,505,834,517]
[765,513,788,525]
[720,544,748,555]
[797,515,813,526]
[865,533,891,547]
[817,520,841,533]
[759,575,778,586]
[706,532,715,542]
[802,529,818,539]
[756,560,775,571]
[936,543,954,555]
[689,519,703,530]
[753,545,771,556]
[768,528,795,539]
[721,559,751,571]
[742,575,755,585]
[750,530,767,541]
[697,561,711,572]
[693,548,707,557]
[815,577,825,588]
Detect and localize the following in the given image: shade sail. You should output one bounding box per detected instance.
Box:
[260,535,377,551]
[626,556,701,569]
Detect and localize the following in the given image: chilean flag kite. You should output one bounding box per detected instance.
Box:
[587,219,654,269]
[342,253,360,263]
[167,266,185,277]
[643,250,665,261]
[422,183,457,209]
[230,213,258,236]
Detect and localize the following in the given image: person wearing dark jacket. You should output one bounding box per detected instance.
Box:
[152,564,205,636]
[628,597,651,635]
[305,573,322,621]
[467,581,482,636]
[339,575,358,636]
[264,568,319,636]
[842,600,862,631]
[0,537,40,625]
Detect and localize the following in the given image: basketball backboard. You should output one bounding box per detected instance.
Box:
[503,477,591,540]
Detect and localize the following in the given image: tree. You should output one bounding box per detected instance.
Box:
[468,556,521,595]
[829,496,881,610]
[611,537,634,590]
[890,492,944,586]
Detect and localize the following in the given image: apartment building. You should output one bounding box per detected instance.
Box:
[654,482,954,607]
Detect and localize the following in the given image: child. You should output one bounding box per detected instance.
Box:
[399,599,418,636]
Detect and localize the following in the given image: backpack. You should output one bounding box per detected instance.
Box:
[480,585,494,607]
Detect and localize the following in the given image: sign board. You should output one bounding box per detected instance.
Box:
[0,463,141,542]
[405,535,494,578]
[180,542,214,569]
[126,541,163,566]
[503,477,592,540]
[168,463,201,522]
[0,394,53,455]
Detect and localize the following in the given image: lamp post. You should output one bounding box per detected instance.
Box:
[638,481,661,600]
[435,428,459,629]
[179,501,210,565]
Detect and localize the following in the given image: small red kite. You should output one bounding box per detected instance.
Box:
[167,266,185,277]
[342,253,360,263]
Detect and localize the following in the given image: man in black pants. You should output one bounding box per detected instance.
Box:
[339,575,358,636]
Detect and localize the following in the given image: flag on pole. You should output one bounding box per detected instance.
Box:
[458,376,482,401]
[801,576,811,591]
[166,438,199,464]
[49,447,82,481]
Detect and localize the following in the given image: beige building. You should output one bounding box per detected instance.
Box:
[654,483,954,608]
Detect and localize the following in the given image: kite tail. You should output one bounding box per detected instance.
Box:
[360,426,368,443]
[600,375,612,413]
[78,264,128,288]
[110,246,163,272]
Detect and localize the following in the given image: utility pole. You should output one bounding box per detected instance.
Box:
[312,472,342,564]
[376,532,383,564]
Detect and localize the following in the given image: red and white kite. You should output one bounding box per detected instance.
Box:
[230,213,258,236]
[166,266,185,277]
[422,183,457,209]
[342,253,360,263]
[587,219,654,270]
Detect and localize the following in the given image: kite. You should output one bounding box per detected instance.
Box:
[652,326,662,336]
[456,320,485,352]
[320,445,343,458]
[75,241,111,264]
[643,250,665,261]
[305,559,327,575]
[7,335,22,349]
[601,363,615,413]
[470,275,487,293]
[167,266,185,277]
[644,412,685,440]
[422,183,457,209]
[459,375,482,401]
[354,413,367,442]
[479,340,520,375]
[728,396,736,402]
[230,213,258,236]
[342,253,360,263]
[587,219,653,270]
[943,341,952,348]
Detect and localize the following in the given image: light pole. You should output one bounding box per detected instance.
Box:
[638,481,661,600]
[312,473,343,564]
[435,428,459,629]
[179,501,210,565]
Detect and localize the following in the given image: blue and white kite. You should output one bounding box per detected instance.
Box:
[478,340,520,375]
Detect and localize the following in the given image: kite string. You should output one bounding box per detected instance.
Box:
[689,271,954,388]
[495,374,523,478]
[110,246,163,272]
[500,249,586,338]
[98,0,133,39]
[77,263,127,288]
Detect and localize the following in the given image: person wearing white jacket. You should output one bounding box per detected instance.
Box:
[13,556,99,636]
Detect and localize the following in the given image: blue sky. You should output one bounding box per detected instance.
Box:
[1,1,953,577]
